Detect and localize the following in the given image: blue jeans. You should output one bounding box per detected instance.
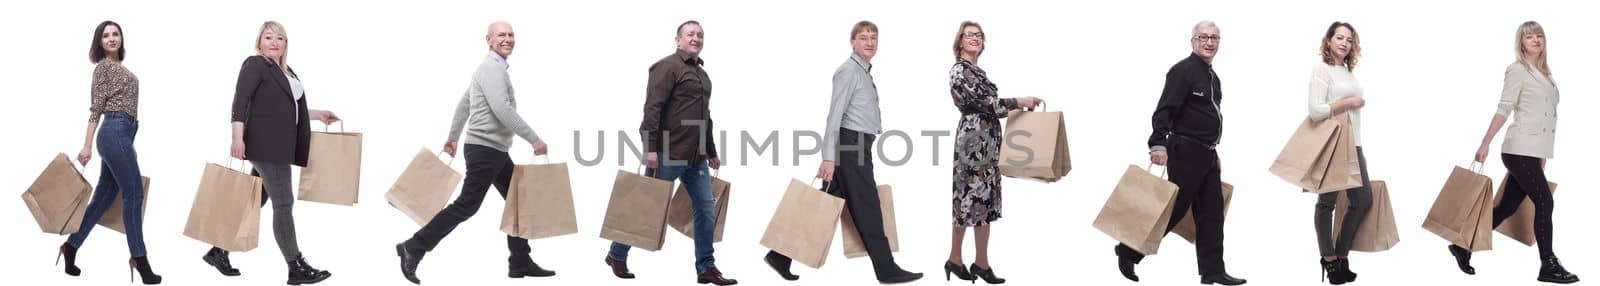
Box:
[66,112,149,257]
[608,159,718,274]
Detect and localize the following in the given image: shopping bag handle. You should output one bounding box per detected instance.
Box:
[319,121,345,133]
[1146,163,1169,179]
[225,155,252,172]
[810,178,830,192]
[1467,161,1484,174]
[533,154,549,164]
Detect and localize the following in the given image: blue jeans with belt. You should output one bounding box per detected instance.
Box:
[66,111,149,257]
[607,158,719,274]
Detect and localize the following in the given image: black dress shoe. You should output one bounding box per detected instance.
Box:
[1114,244,1141,282]
[508,256,555,278]
[877,268,923,284]
[202,247,240,276]
[944,261,974,282]
[697,266,739,285]
[605,256,635,279]
[396,243,423,284]
[58,243,81,276]
[1539,256,1580,284]
[764,251,798,281]
[970,264,1006,284]
[286,255,332,285]
[1200,273,1247,285]
[1447,245,1475,275]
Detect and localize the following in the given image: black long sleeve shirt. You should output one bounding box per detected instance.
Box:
[1148,53,1223,151]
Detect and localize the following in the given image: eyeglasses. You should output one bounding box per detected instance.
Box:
[1193,34,1221,43]
[963,32,985,39]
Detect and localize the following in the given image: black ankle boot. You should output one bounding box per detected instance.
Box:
[129,256,162,285]
[1336,258,1357,283]
[970,264,1006,284]
[763,251,798,281]
[287,255,332,285]
[1538,256,1580,284]
[944,261,974,282]
[58,243,80,276]
[202,247,240,276]
[1115,244,1141,282]
[1320,259,1345,285]
[1447,245,1475,275]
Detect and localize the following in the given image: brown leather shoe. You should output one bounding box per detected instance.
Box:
[697,267,738,285]
[604,256,635,279]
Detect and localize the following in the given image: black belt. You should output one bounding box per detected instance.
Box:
[1171,134,1218,150]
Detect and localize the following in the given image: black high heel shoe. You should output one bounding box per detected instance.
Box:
[1320,259,1348,285]
[129,256,162,285]
[58,243,80,276]
[1336,258,1357,283]
[944,261,974,282]
[970,264,1006,284]
[1447,245,1475,275]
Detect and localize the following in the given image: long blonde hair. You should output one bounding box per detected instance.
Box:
[1515,21,1551,79]
[254,21,292,77]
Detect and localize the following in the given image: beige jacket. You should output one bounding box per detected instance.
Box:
[1497,63,1559,159]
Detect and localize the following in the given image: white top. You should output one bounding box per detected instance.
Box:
[287,74,304,124]
[1497,63,1559,159]
[1308,64,1364,145]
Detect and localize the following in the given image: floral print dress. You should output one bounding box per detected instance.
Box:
[950,59,1018,227]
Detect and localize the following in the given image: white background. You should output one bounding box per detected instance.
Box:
[1,0,1594,285]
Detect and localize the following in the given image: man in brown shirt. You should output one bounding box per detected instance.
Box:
[605,20,737,285]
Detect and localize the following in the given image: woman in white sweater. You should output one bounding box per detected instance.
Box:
[1450,21,1578,284]
[1307,21,1369,285]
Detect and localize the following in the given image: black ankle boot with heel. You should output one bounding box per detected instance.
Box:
[1320,259,1346,285]
[57,243,80,276]
[970,264,1006,284]
[944,261,973,282]
[129,256,162,285]
[1335,258,1357,283]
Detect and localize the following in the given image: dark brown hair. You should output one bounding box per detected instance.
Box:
[89,21,125,63]
[676,20,701,37]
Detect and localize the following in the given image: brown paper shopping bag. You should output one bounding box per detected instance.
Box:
[1270,114,1362,193]
[599,168,675,251]
[182,161,264,252]
[1093,165,1180,255]
[386,148,463,226]
[1422,165,1495,252]
[1493,177,1557,246]
[298,122,363,205]
[760,179,847,268]
[96,176,152,234]
[666,171,731,242]
[1333,180,1401,252]
[500,159,579,240]
[21,153,94,235]
[1174,182,1233,243]
[998,105,1071,182]
[841,185,897,258]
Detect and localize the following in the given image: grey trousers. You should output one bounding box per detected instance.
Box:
[1313,147,1372,257]
[251,161,302,261]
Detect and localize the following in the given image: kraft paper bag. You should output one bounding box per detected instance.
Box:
[1174,182,1233,243]
[182,162,264,252]
[386,148,463,226]
[500,161,579,240]
[1422,165,1495,252]
[298,122,363,205]
[22,153,93,235]
[841,185,897,258]
[1492,177,1557,246]
[1093,165,1180,255]
[1333,180,1401,252]
[666,173,731,242]
[1270,114,1362,193]
[760,179,847,268]
[998,106,1071,182]
[96,176,152,234]
[599,168,675,251]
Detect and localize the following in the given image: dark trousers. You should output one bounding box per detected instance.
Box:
[1118,138,1228,275]
[769,128,899,277]
[1314,147,1373,257]
[403,144,532,264]
[1491,153,1556,258]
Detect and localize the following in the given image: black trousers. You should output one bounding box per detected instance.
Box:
[1491,153,1556,258]
[1118,138,1228,275]
[770,128,898,277]
[403,144,533,265]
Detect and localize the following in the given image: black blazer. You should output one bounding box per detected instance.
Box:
[230,55,311,166]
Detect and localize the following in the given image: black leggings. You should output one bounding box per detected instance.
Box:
[1490,153,1556,258]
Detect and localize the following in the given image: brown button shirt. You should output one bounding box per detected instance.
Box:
[640,50,717,163]
[89,61,139,123]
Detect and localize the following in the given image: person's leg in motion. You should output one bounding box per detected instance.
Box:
[1194,149,1244,285]
[396,144,504,284]
[685,160,735,284]
[1501,154,1577,283]
[604,166,675,279]
[500,158,554,278]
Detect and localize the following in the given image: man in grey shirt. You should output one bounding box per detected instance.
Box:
[762,20,922,284]
[395,21,552,285]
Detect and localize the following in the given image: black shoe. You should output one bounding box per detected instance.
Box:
[763,251,798,281]
[1321,259,1345,285]
[508,256,555,278]
[128,256,162,285]
[877,267,923,284]
[202,247,240,276]
[605,256,636,279]
[1114,244,1141,282]
[287,255,332,285]
[970,264,1006,284]
[944,261,974,282]
[697,266,739,285]
[1336,258,1358,283]
[396,243,422,284]
[1448,245,1475,275]
[1200,273,1247,285]
[1538,256,1580,284]
[58,243,80,276]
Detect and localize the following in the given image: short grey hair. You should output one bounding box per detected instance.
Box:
[1193,20,1218,34]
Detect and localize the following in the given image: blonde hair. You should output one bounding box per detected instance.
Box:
[1516,21,1552,78]
[254,21,291,77]
[951,21,983,59]
[1319,22,1361,71]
